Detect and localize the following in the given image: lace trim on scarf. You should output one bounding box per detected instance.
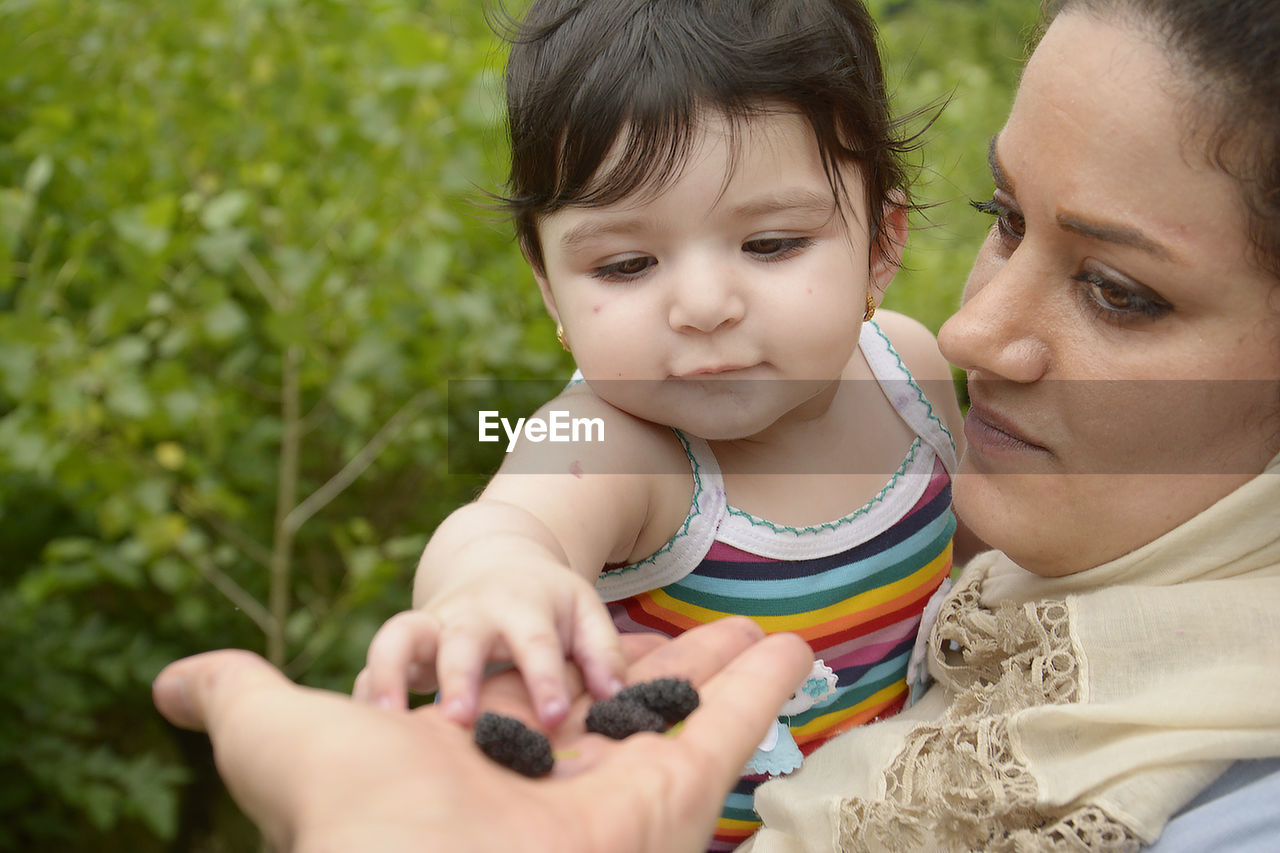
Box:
[835,576,1140,852]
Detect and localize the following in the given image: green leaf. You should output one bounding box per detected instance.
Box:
[24,154,54,196]
[148,556,193,594]
[203,299,248,341]
[194,227,251,273]
[0,343,37,397]
[383,534,428,560]
[332,380,374,425]
[121,757,186,839]
[104,377,152,419]
[162,389,202,424]
[79,781,119,831]
[109,196,178,256]
[199,189,252,230]
[0,187,34,253]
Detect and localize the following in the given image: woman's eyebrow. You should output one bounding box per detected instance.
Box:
[987,136,1011,191]
[1054,212,1177,262]
[990,134,1179,263]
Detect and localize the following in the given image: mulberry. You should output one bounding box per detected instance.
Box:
[585,697,667,739]
[473,712,554,777]
[615,677,700,723]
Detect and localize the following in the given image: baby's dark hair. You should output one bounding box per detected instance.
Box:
[497,0,927,273]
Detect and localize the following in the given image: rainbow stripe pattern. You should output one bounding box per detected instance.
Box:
[608,456,955,851]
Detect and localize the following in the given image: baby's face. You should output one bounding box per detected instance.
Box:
[533,109,890,440]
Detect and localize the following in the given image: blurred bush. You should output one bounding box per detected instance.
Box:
[871,0,1040,331]
[0,0,1037,849]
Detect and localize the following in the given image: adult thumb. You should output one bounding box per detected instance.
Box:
[152,649,287,732]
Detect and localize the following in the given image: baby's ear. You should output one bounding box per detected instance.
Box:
[869,193,910,299]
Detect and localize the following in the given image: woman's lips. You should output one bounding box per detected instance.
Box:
[963,403,1049,456]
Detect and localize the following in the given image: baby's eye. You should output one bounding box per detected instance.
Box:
[592,255,656,281]
[743,236,812,260]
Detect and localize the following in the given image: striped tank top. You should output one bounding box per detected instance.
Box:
[595,321,957,852]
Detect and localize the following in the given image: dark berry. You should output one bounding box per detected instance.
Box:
[474,712,554,777]
[585,697,667,739]
[615,677,700,723]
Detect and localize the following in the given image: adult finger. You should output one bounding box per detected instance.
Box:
[618,632,668,665]
[624,616,770,686]
[153,649,291,732]
[152,650,358,849]
[558,628,811,851]
[551,620,778,771]
[673,631,812,784]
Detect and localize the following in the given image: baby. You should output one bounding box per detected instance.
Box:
[359,0,968,847]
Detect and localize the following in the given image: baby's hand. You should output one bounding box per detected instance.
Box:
[354,558,625,728]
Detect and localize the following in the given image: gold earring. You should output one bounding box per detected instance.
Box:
[864,293,877,322]
[556,325,571,352]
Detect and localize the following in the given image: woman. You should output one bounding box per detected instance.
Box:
[743,0,1280,849]
[154,0,1279,849]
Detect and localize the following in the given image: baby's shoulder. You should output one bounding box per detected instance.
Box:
[542,382,690,469]
[867,309,951,383]
[549,384,698,564]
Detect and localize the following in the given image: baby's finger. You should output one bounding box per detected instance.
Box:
[568,596,627,700]
[478,634,664,722]
[434,626,492,724]
[361,611,442,710]
[500,616,574,727]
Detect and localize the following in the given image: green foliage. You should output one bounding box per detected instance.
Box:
[0,0,555,848]
[873,0,1041,332]
[0,0,1038,849]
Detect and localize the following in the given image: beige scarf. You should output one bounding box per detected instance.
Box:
[746,455,1280,852]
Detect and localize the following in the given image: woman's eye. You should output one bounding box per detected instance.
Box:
[592,255,655,280]
[1072,269,1172,325]
[743,236,812,259]
[970,196,1025,246]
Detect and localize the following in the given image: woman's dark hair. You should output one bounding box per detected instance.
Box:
[498,0,927,273]
[1042,0,1280,281]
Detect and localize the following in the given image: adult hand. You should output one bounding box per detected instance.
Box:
[153,618,812,853]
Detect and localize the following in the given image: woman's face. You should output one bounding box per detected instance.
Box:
[937,12,1280,577]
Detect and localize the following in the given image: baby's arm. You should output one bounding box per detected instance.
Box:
[358,389,690,727]
[872,310,986,566]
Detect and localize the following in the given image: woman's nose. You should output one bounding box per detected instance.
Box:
[667,263,746,334]
[937,250,1051,383]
